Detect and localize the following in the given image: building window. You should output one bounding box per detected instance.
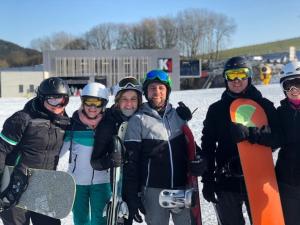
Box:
[29,85,34,93]
[19,85,24,93]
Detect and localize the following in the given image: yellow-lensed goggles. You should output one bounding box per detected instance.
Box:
[82,97,103,108]
[224,68,250,81]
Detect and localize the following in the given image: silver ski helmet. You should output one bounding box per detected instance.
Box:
[81,82,109,108]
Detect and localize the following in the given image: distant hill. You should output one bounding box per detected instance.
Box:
[0,39,42,68]
[215,37,300,60]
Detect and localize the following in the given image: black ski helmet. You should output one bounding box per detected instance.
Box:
[37,77,70,102]
[223,56,252,78]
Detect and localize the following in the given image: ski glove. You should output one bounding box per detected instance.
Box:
[127,195,146,223]
[202,181,218,203]
[230,123,250,143]
[189,156,207,176]
[176,102,192,121]
[0,167,30,211]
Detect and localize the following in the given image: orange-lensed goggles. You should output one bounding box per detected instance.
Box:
[224,68,251,81]
[82,97,105,108]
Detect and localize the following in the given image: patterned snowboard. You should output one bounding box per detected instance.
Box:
[230,98,285,225]
[1,166,76,219]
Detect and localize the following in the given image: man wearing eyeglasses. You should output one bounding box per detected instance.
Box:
[123,70,206,225]
[0,77,70,225]
[200,56,281,225]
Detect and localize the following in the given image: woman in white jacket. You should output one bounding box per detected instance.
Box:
[60,82,110,225]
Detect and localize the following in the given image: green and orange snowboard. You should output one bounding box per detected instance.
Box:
[230,98,285,225]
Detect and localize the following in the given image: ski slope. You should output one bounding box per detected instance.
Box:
[0,83,284,225]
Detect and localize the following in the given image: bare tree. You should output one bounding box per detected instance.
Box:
[30,32,75,51]
[85,23,118,50]
[213,14,236,60]
[157,16,178,49]
[64,38,88,50]
[30,37,52,51]
[176,9,207,57]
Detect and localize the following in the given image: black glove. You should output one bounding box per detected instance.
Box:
[189,156,207,176]
[230,123,249,143]
[0,167,29,211]
[202,181,218,203]
[176,102,192,121]
[126,195,146,223]
[111,151,122,167]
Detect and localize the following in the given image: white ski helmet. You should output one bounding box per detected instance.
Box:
[280,61,300,84]
[81,82,109,105]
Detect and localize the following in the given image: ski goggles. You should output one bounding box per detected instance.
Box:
[145,70,172,86]
[82,97,106,108]
[45,95,69,107]
[224,68,251,81]
[118,77,142,92]
[281,77,300,93]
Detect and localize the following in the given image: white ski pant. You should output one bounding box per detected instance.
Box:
[142,187,191,225]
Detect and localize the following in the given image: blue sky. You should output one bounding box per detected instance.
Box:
[1,0,300,49]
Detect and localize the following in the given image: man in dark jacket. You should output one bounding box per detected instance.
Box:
[123,70,206,225]
[201,56,281,225]
[0,77,70,225]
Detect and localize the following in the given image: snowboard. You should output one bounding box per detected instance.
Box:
[105,122,129,225]
[230,98,285,225]
[0,166,76,219]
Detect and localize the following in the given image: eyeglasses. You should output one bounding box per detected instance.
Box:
[82,97,106,108]
[282,77,300,93]
[45,95,68,107]
[145,70,172,86]
[224,68,251,81]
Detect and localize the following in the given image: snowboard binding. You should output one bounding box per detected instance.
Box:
[159,188,196,213]
[0,167,32,211]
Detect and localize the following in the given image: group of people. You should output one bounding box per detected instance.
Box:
[0,56,299,225]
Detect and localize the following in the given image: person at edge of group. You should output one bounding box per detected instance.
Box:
[122,69,207,225]
[0,77,70,225]
[90,76,143,225]
[201,56,281,225]
[275,61,300,225]
[59,82,111,225]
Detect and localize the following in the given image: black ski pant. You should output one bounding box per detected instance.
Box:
[0,207,61,225]
[214,191,252,225]
[278,182,300,225]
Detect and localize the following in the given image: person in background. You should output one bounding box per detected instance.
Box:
[275,61,300,225]
[0,77,70,225]
[201,56,281,225]
[122,69,206,225]
[60,82,111,225]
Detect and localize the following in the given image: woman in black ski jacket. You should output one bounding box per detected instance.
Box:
[275,61,300,225]
[0,77,70,225]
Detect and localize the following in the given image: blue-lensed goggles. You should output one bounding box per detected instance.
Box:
[145,70,172,86]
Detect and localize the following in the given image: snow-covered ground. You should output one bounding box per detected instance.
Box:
[0,83,284,225]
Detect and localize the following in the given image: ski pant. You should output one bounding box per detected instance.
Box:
[0,207,60,225]
[278,182,300,225]
[142,187,191,225]
[73,183,111,225]
[214,191,252,225]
